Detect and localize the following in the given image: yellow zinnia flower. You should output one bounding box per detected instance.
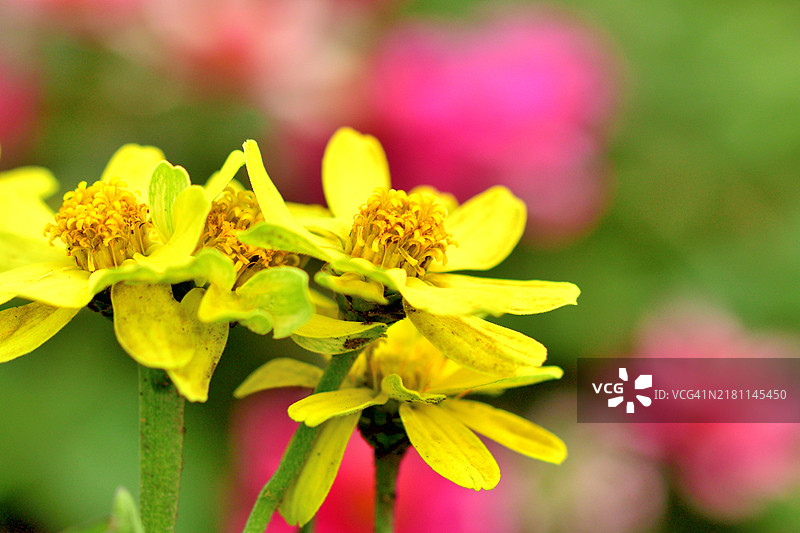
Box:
[235,319,567,526]
[238,128,580,376]
[0,145,313,401]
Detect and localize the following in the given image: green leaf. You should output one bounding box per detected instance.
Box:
[149,161,191,243]
[88,248,236,295]
[197,266,313,337]
[60,487,144,533]
[239,221,337,263]
[109,486,145,533]
[290,314,387,354]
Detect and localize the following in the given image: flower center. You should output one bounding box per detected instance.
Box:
[344,188,453,277]
[44,178,153,271]
[354,326,447,393]
[199,186,301,286]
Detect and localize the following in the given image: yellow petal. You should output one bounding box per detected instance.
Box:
[322,127,390,218]
[204,149,246,201]
[0,232,65,271]
[0,166,57,241]
[380,374,445,404]
[309,289,339,318]
[0,260,93,308]
[399,403,499,490]
[286,201,331,219]
[0,302,80,363]
[429,366,564,396]
[287,388,388,427]
[111,283,227,370]
[442,399,567,464]
[315,271,388,305]
[163,289,229,402]
[406,304,546,377]
[243,140,303,230]
[325,258,407,294]
[234,358,324,398]
[290,314,388,355]
[0,165,58,198]
[417,273,580,315]
[398,276,512,316]
[279,413,359,526]
[430,186,525,273]
[100,144,165,201]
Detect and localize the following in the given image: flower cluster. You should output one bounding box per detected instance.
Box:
[0,127,579,526]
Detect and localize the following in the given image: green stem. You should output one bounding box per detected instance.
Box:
[139,365,185,533]
[374,450,404,533]
[241,349,361,533]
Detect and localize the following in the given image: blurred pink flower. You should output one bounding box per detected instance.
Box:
[142,0,372,122]
[515,393,666,533]
[633,303,800,520]
[0,58,40,163]
[1,0,145,36]
[226,388,520,533]
[361,8,620,244]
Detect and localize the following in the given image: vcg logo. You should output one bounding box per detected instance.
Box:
[592,368,653,414]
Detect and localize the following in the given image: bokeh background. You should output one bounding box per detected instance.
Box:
[2,0,800,531]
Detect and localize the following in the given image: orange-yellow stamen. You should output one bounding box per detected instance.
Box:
[345,188,453,277]
[199,186,301,286]
[351,325,448,393]
[44,178,153,271]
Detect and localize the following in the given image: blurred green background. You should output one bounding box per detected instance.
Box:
[1,0,800,532]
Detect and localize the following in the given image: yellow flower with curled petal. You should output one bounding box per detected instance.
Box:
[0,146,229,399]
[238,128,580,376]
[0,146,314,402]
[235,319,567,526]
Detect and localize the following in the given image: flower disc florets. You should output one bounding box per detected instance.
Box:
[345,188,454,277]
[44,178,153,271]
[200,186,301,286]
[353,326,446,394]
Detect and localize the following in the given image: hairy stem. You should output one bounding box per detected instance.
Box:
[139,366,185,533]
[374,450,404,533]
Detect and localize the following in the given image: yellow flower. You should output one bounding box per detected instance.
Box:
[0,145,313,402]
[238,128,580,376]
[235,319,567,526]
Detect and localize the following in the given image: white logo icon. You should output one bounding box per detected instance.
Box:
[608,368,652,413]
